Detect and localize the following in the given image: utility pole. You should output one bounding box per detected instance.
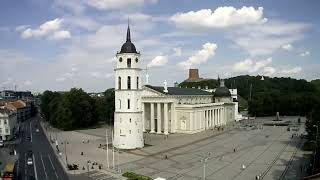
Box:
[313,125,318,174]
[200,153,211,180]
[65,140,68,167]
[112,130,115,169]
[106,128,109,168]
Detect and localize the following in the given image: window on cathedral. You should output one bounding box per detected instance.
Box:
[136,76,139,89]
[135,58,138,63]
[129,130,131,134]
[127,58,131,68]
[119,57,122,62]
[128,99,130,109]
[118,99,121,109]
[118,76,121,90]
[130,118,131,123]
[127,76,131,89]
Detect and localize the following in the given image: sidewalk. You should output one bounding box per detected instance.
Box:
[39,120,141,177]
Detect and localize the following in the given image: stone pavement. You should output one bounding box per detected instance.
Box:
[40,116,309,180]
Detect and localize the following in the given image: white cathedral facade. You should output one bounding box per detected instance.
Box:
[113,25,237,149]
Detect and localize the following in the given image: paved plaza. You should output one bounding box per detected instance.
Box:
[41,116,308,180]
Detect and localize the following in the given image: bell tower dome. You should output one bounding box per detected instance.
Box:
[113,23,144,149]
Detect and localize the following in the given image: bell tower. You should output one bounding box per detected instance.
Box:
[113,24,144,149]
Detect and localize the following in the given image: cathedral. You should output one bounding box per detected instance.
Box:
[113,25,238,149]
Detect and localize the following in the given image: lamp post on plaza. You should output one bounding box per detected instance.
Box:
[200,153,211,180]
[87,160,91,180]
[312,125,318,174]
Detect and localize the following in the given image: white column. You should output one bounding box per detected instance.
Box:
[150,103,155,133]
[170,103,176,133]
[204,110,207,130]
[218,108,221,125]
[157,103,162,134]
[209,109,212,128]
[142,103,145,132]
[164,103,169,135]
[213,109,216,126]
[214,109,218,125]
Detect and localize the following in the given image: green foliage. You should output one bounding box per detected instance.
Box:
[122,171,152,180]
[40,88,115,130]
[180,75,320,116]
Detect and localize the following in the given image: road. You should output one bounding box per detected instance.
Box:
[14,116,69,180]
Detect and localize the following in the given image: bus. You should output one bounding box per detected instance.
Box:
[3,162,15,180]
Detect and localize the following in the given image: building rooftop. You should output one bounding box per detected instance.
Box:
[145,85,213,96]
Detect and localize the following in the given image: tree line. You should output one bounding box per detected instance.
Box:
[40,88,114,130]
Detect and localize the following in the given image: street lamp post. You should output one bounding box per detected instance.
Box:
[200,153,211,180]
[87,160,91,180]
[313,125,318,174]
[64,140,68,167]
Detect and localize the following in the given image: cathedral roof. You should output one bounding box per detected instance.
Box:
[214,79,231,97]
[145,85,212,96]
[119,25,138,54]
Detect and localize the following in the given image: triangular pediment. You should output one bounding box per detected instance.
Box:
[142,85,164,97]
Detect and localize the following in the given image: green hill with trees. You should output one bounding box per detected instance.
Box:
[180,76,320,117]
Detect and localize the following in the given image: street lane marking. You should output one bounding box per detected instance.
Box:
[48,154,59,179]
[30,121,33,143]
[25,153,27,180]
[33,154,39,180]
[40,154,48,180]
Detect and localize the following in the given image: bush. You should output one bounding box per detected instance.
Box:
[122,171,152,180]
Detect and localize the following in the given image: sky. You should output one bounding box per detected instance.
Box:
[0,0,319,92]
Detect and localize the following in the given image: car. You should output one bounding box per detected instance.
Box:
[26,136,31,141]
[35,129,39,133]
[27,157,33,165]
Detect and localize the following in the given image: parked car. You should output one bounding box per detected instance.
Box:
[0,140,4,147]
[27,157,33,165]
[36,129,39,133]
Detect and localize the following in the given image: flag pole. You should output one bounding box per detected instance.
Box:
[112,129,115,169]
[106,128,109,169]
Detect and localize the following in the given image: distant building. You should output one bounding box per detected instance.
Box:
[0,90,15,100]
[4,100,32,122]
[0,107,17,140]
[0,90,33,100]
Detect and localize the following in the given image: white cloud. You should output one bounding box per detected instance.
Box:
[178,43,217,70]
[147,55,168,68]
[85,0,157,10]
[54,0,157,12]
[229,21,307,56]
[233,57,272,73]
[281,44,293,51]
[300,51,310,57]
[171,6,267,30]
[263,66,276,76]
[173,47,182,56]
[22,80,32,86]
[90,72,113,79]
[20,18,71,40]
[280,67,302,75]
[15,25,30,32]
[49,31,71,40]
